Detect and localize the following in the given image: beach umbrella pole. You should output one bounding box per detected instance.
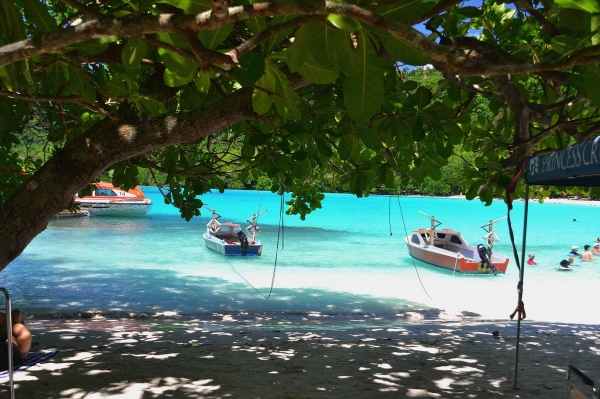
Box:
[512,184,530,390]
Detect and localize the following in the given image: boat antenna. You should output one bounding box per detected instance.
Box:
[481,216,506,252]
[395,195,433,300]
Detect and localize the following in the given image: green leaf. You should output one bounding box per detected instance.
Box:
[414,86,432,110]
[454,6,484,18]
[585,64,600,107]
[436,139,453,159]
[551,35,579,55]
[105,77,128,97]
[376,0,440,22]
[264,15,297,54]
[68,66,86,94]
[43,63,67,96]
[444,122,464,144]
[156,0,211,14]
[245,17,267,36]
[359,129,380,151]
[252,71,276,114]
[336,33,361,75]
[122,37,148,68]
[136,95,168,116]
[195,71,211,93]
[286,41,310,73]
[23,0,57,33]
[447,82,461,102]
[466,180,480,200]
[1,0,26,42]
[313,136,333,157]
[157,33,194,76]
[249,134,272,146]
[592,14,600,45]
[297,54,340,84]
[402,80,418,91]
[554,0,600,13]
[199,23,234,50]
[164,67,196,87]
[82,82,96,104]
[343,31,384,123]
[292,157,310,178]
[380,30,431,66]
[327,14,362,31]
[292,151,308,161]
[304,21,343,68]
[0,64,19,92]
[412,115,424,141]
[233,52,265,86]
[268,62,301,119]
[66,40,109,56]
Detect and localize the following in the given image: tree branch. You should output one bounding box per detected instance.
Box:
[59,0,104,19]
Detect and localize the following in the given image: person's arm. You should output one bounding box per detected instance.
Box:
[11,323,31,357]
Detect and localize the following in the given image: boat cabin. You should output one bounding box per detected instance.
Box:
[409,228,476,259]
[211,222,241,239]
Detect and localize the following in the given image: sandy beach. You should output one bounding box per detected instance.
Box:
[533,198,600,207]
[2,318,599,398]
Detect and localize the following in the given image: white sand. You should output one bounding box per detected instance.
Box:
[537,198,600,207]
[2,318,599,398]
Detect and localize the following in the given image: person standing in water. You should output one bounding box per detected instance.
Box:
[526,254,537,265]
[580,245,596,261]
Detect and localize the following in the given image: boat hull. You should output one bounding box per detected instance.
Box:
[203,233,263,256]
[77,202,152,217]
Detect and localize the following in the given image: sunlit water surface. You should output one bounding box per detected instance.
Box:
[4,188,600,329]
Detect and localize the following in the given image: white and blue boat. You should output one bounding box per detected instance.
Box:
[202,206,266,256]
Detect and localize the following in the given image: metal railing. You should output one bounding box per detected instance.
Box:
[0,288,15,399]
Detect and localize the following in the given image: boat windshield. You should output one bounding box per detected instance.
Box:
[450,235,463,245]
[96,188,117,196]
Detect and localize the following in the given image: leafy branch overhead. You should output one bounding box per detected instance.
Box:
[1,0,600,269]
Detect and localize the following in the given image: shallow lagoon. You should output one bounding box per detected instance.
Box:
[4,188,600,326]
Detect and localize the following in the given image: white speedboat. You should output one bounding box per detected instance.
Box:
[404,212,510,275]
[202,206,266,256]
[74,181,152,217]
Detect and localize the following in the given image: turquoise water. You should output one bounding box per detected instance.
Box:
[2,188,600,326]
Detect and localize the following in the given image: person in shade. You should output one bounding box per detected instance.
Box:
[526,253,537,265]
[0,309,31,371]
[569,245,580,256]
[593,243,600,255]
[559,259,572,271]
[580,245,596,261]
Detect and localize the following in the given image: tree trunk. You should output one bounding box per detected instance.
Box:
[0,87,255,270]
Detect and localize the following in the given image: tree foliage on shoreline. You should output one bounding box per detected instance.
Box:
[2,0,600,270]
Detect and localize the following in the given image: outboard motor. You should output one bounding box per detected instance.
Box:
[477,244,498,275]
[237,230,249,255]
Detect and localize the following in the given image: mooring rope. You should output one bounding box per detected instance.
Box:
[392,195,433,300]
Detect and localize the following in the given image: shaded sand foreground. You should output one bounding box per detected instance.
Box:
[3,319,599,398]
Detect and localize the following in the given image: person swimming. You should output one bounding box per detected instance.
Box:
[559,259,572,271]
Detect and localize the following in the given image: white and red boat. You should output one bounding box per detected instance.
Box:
[404,212,510,275]
[74,181,152,217]
[202,206,266,256]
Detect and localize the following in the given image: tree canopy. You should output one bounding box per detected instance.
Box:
[2,0,600,270]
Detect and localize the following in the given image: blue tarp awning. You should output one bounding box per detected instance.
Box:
[525,136,600,187]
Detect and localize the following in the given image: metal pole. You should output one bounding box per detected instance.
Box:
[512,184,530,390]
[0,288,15,399]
